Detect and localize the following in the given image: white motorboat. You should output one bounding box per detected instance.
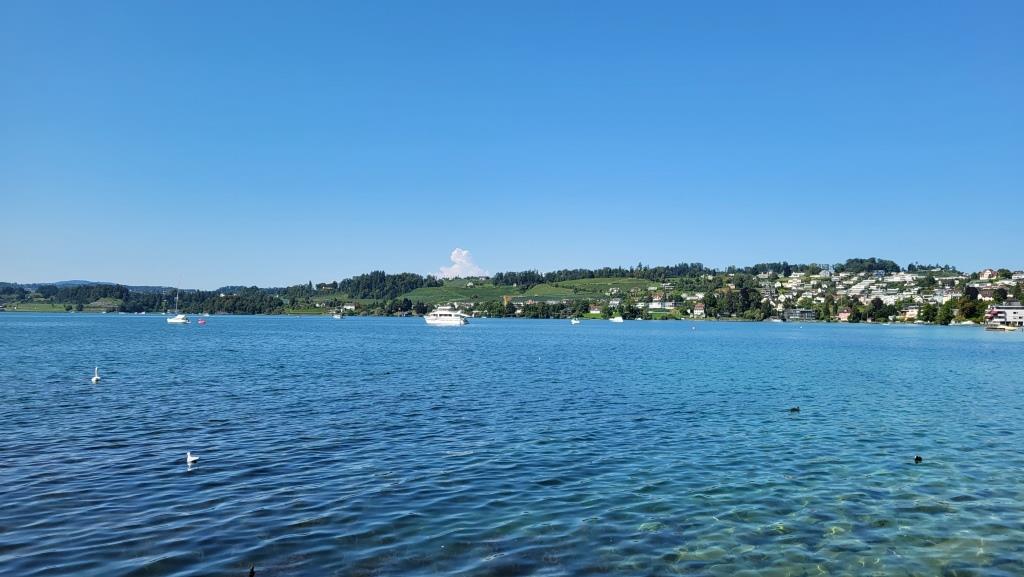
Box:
[424,305,468,326]
[570,318,581,325]
[332,313,342,319]
[610,316,624,323]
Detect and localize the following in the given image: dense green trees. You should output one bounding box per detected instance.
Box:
[335,271,440,300]
[936,301,957,325]
[834,258,901,274]
[493,263,711,288]
[919,303,938,323]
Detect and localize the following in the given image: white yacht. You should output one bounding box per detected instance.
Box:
[424,305,468,326]
[609,316,624,323]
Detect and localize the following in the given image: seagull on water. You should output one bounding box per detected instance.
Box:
[91,367,101,384]
[186,451,199,465]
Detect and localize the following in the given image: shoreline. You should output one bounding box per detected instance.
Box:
[0,309,1003,329]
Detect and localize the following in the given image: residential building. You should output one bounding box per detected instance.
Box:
[692,303,706,318]
[784,308,816,321]
[979,268,998,280]
[985,301,1024,327]
[837,309,852,322]
[977,286,999,301]
[900,306,920,321]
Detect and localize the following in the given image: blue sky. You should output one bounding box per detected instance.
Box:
[2,1,1021,288]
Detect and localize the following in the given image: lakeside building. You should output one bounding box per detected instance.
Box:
[837,309,853,322]
[784,308,816,321]
[900,306,921,321]
[985,301,1024,327]
[692,303,706,318]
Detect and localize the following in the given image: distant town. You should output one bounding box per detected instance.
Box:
[2,258,1023,328]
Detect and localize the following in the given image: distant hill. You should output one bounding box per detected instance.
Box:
[12,280,175,294]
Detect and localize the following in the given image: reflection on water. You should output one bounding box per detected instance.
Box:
[1,315,1022,576]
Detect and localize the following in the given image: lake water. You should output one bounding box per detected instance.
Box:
[1,314,1023,577]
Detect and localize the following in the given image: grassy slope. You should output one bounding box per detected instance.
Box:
[3,301,69,312]
[400,277,663,305]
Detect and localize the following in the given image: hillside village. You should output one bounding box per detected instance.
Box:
[398,266,1024,325]
[3,263,1023,327]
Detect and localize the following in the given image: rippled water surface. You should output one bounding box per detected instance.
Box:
[2,314,1023,576]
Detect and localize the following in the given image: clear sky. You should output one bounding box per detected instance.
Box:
[2,1,1021,288]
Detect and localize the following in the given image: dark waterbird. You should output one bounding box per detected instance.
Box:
[788,406,800,413]
[914,455,923,464]
[249,564,255,577]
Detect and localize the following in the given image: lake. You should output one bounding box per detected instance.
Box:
[1,314,1022,576]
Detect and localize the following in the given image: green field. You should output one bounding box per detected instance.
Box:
[399,277,663,305]
[2,301,70,312]
[553,277,657,294]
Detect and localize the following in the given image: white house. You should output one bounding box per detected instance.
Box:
[985,301,1024,326]
[900,306,920,321]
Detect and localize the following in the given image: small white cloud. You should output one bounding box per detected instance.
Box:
[439,248,487,279]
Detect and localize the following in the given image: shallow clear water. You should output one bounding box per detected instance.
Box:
[1,314,1023,577]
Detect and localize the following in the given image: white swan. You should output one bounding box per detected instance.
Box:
[91,367,100,384]
[186,451,199,465]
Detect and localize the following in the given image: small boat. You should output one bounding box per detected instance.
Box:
[166,290,190,324]
[332,313,342,320]
[197,318,207,326]
[610,316,624,323]
[985,324,1020,332]
[424,305,468,326]
[570,318,581,325]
